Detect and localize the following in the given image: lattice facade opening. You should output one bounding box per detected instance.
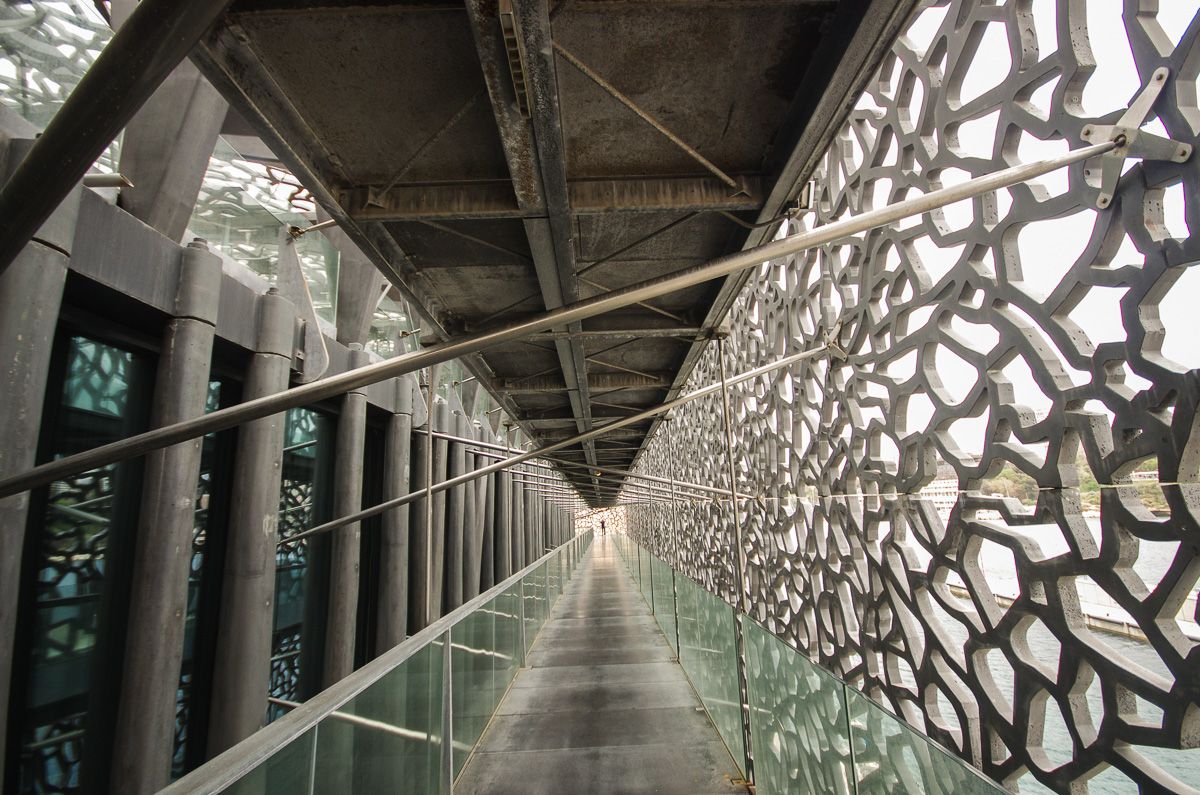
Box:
[627,1,1200,791]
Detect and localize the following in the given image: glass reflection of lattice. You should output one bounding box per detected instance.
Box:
[366,294,420,359]
[0,0,119,170]
[269,407,330,719]
[188,138,339,325]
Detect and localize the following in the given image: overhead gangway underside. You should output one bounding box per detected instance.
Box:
[189,0,917,504]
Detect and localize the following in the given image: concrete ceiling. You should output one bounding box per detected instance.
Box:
[197,0,916,505]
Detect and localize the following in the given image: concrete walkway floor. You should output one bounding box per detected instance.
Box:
[455,536,748,795]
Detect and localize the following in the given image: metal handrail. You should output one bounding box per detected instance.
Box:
[0,137,1117,501]
[161,530,592,795]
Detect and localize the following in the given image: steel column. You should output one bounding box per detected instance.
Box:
[0,143,79,781]
[446,412,467,611]
[377,376,415,651]
[207,289,296,754]
[479,424,497,591]
[324,346,369,686]
[496,426,514,582]
[112,26,228,243]
[112,241,222,793]
[409,403,433,631]
[465,422,488,598]
[513,465,526,571]
[431,401,450,618]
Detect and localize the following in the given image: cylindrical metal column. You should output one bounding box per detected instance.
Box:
[112,241,221,793]
[0,143,79,779]
[460,414,479,602]
[495,429,512,582]
[445,409,466,611]
[377,375,415,650]
[323,346,368,685]
[512,464,526,572]
[409,415,432,631]
[430,401,450,618]
[206,289,296,755]
[463,421,486,600]
[480,438,496,590]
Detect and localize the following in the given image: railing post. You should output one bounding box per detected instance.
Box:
[442,628,454,793]
[716,335,755,784]
[664,418,686,656]
[844,682,860,795]
[518,578,528,667]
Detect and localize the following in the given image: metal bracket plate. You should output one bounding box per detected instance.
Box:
[1081,66,1193,209]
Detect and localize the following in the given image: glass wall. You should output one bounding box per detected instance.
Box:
[269,407,335,720]
[15,334,150,793]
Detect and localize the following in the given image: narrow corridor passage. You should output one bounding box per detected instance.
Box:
[455,536,747,795]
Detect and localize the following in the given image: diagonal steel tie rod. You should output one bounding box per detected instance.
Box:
[279,342,831,545]
[0,138,1116,500]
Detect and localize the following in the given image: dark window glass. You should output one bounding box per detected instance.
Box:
[16,336,148,794]
[268,407,333,720]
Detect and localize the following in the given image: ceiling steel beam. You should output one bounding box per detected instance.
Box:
[497,372,671,394]
[525,326,705,341]
[191,22,536,448]
[466,0,602,500]
[344,174,764,221]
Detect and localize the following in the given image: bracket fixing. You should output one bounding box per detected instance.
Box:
[1082,66,1192,209]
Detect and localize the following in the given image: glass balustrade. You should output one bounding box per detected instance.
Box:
[613,536,1005,795]
[166,532,593,794]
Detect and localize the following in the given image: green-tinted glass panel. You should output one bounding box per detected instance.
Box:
[224,727,316,795]
[744,619,852,794]
[523,564,546,653]
[640,547,655,611]
[651,556,678,655]
[310,641,445,794]
[452,605,495,777]
[494,584,523,699]
[675,573,746,777]
[847,686,1004,794]
[549,553,562,606]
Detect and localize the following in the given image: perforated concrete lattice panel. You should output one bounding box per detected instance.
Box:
[626,1,1200,791]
